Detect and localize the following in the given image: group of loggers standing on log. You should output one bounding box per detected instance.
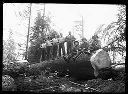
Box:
[39,31,101,62]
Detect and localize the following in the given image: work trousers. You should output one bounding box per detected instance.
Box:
[41,48,46,61]
[67,42,73,55]
[37,48,42,62]
[52,44,58,59]
[59,43,65,57]
[46,46,52,60]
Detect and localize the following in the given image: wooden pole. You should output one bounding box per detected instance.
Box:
[82,16,84,38]
[40,3,45,63]
[25,3,32,60]
[43,3,45,20]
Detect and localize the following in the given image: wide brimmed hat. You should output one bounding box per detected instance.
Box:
[74,40,79,44]
[92,35,98,39]
[82,38,87,41]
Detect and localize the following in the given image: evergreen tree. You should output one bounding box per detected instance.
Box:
[93,5,126,63]
[28,12,52,63]
[3,29,16,64]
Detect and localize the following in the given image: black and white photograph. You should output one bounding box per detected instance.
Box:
[3,3,126,92]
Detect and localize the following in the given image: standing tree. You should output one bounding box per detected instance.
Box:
[3,29,17,64]
[28,11,52,63]
[93,5,126,64]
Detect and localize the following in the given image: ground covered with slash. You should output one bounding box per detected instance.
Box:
[2,67,125,92]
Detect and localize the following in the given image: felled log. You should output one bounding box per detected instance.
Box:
[90,49,112,77]
[26,58,69,77]
[3,60,30,78]
[2,51,92,80]
[90,49,125,81]
[112,63,125,71]
[3,50,125,81]
[26,53,96,81]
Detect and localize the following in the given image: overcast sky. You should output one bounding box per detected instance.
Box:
[3,3,119,44]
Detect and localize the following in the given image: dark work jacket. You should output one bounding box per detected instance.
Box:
[80,42,89,50]
[65,35,75,45]
[71,45,80,55]
[89,39,101,53]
